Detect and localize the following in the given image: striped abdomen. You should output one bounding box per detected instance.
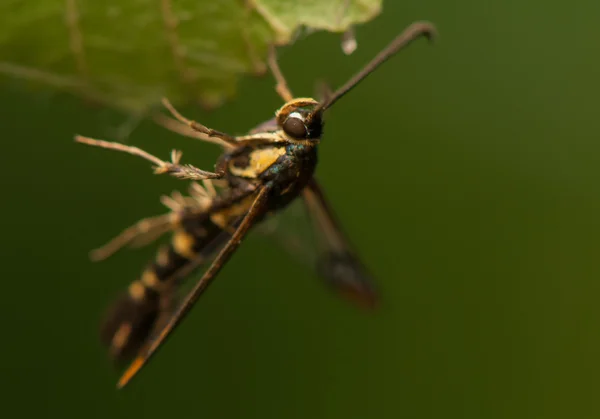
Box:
[100,211,227,363]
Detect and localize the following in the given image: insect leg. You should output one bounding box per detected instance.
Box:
[152,111,234,149]
[160,98,283,147]
[267,44,293,102]
[75,135,224,181]
[90,213,176,261]
[160,98,242,147]
[116,185,272,388]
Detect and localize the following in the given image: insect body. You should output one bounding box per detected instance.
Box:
[76,21,437,388]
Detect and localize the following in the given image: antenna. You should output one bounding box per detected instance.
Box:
[313,21,437,115]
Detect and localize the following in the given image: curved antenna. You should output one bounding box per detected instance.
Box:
[313,21,437,115]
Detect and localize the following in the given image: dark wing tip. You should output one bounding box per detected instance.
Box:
[317,252,379,310]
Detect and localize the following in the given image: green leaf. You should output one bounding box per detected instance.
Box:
[0,0,381,113]
[251,0,381,43]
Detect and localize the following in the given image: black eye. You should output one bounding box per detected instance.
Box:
[283,117,307,139]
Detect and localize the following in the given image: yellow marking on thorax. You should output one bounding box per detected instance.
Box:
[141,269,159,289]
[210,194,256,229]
[128,281,146,301]
[229,147,286,178]
[172,230,196,259]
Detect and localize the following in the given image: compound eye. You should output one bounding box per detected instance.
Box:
[283,116,307,139]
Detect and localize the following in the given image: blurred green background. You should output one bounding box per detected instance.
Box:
[2,1,600,418]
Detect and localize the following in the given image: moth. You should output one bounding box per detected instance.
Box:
[76,21,436,388]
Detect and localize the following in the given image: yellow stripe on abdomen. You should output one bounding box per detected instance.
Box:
[172,229,197,259]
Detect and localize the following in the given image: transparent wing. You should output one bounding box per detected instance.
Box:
[99,182,241,369]
[117,187,271,388]
[258,178,378,308]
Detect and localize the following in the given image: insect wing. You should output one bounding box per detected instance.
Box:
[117,186,271,388]
[102,223,232,366]
[259,178,378,308]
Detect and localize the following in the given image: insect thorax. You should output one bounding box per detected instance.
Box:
[220,141,318,209]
